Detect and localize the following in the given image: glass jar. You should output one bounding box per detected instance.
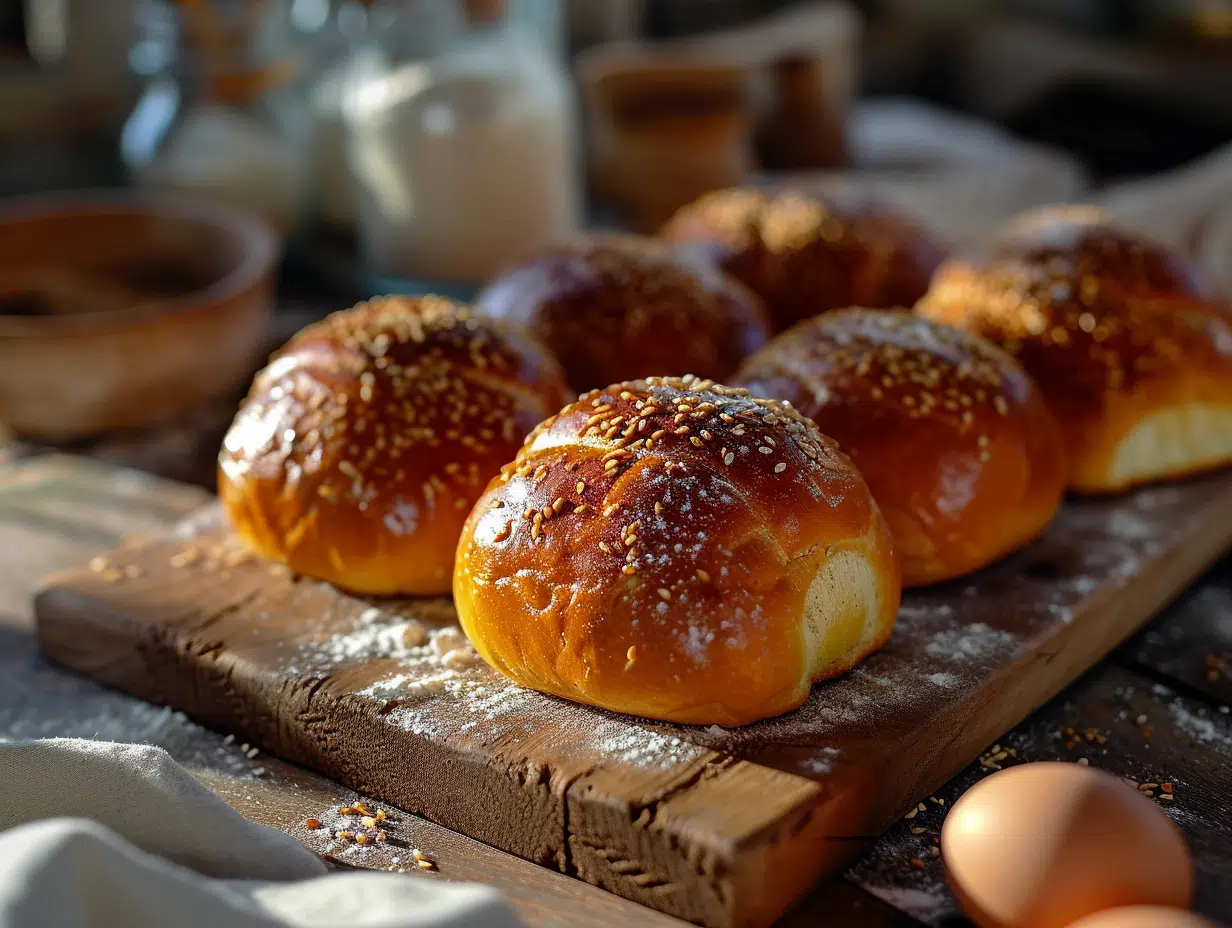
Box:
[344,0,580,298]
[121,0,310,239]
[299,0,370,236]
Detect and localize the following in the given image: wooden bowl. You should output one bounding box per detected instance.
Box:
[0,192,277,440]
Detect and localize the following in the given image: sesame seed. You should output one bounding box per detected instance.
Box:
[657,588,672,601]
[758,446,772,455]
[774,463,787,474]
[724,452,735,465]
[696,569,710,582]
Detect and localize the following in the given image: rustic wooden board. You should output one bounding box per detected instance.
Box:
[35,470,1232,928]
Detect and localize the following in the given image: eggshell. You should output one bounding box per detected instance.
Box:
[941,762,1193,928]
[1065,907,1220,928]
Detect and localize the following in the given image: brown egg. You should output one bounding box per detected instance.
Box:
[1065,907,1220,928]
[941,762,1193,928]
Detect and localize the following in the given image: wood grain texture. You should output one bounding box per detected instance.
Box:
[35,470,1232,927]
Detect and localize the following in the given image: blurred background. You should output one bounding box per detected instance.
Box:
[0,0,1230,482]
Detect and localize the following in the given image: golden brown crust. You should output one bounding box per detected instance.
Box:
[473,234,771,392]
[916,207,1232,492]
[454,375,901,726]
[737,309,1067,586]
[986,204,1217,301]
[219,296,571,595]
[662,187,945,331]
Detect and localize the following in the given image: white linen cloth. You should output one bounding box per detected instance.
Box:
[0,739,523,928]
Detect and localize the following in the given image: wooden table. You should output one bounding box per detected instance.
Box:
[1,445,1229,927]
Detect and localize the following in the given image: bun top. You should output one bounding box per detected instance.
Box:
[983,205,1216,301]
[508,373,865,513]
[918,212,1232,412]
[219,295,571,594]
[474,234,770,392]
[662,186,945,330]
[740,308,1032,437]
[222,295,567,492]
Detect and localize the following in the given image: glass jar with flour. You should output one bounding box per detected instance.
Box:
[345,0,579,298]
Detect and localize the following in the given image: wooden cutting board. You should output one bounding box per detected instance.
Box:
[34,471,1232,928]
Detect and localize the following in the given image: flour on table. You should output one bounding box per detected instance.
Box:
[288,598,473,675]
[0,649,259,779]
[1167,699,1232,751]
[588,721,707,770]
[860,884,956,927]
[799,746,842,776]
[924,623,1019,663]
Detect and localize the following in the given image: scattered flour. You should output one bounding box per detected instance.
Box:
[860,884,956,926]
[924,623,1019,663]
[895,603,955,621]
[799,746,842,776]
[588,721,707,769]
[1106,509,1161,543]
[1167,700,1232,751]
[289,601,477,677]
[927,672,959,688]
[0,652,258,779]
[1067,576,1101,595]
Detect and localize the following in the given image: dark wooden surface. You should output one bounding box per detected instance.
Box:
[23,446,1232,926]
